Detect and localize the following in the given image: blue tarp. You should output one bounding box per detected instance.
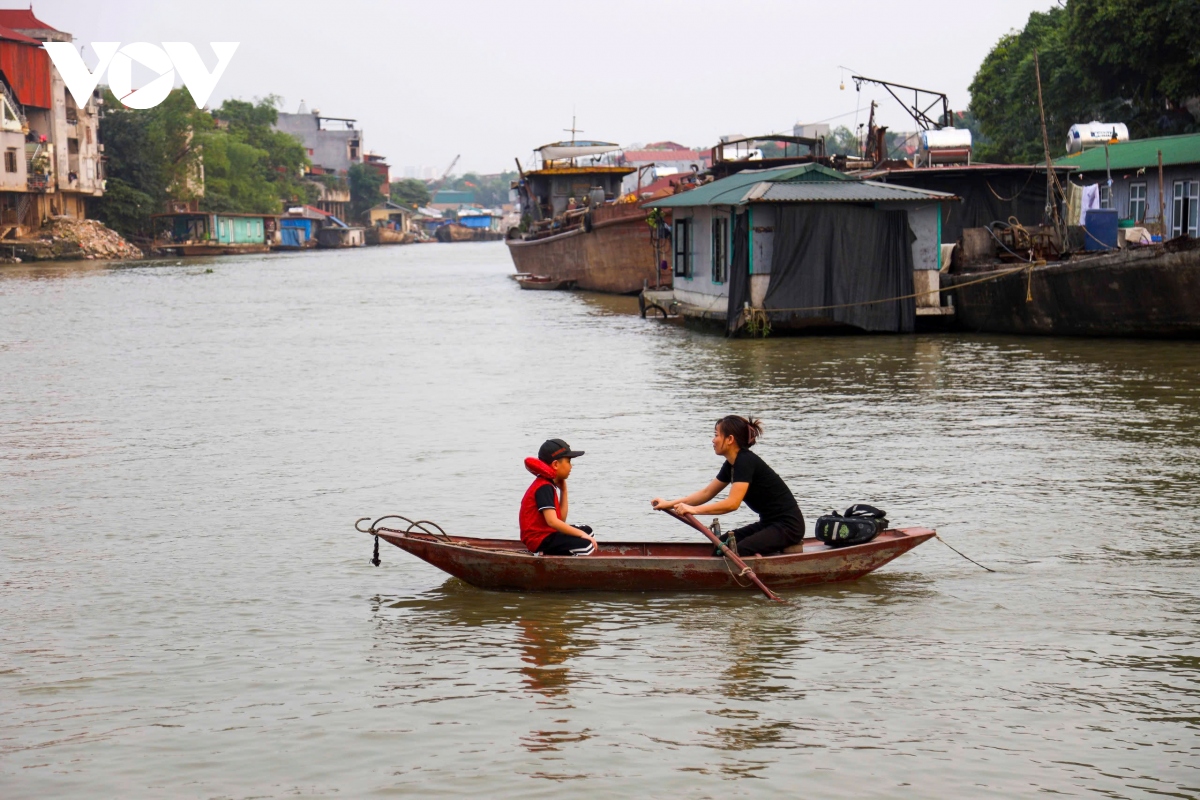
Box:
[281,218,314,235]
[280,227,304,247]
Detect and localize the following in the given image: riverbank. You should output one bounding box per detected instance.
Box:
[2,218,143,262]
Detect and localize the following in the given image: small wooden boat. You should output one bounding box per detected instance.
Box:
[516,274,575,291]
[361,521,935,593]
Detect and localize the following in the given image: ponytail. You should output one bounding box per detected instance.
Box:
[716,415,762,449]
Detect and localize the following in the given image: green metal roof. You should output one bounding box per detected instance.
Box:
[1054,133,1200,172]
[646,164,846,208]
[746,181,957,204]
[647,162,955,208]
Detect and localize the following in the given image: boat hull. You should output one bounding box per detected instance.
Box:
[166,243,270,256]
[506,203,668,294]
[944,238,1200,337]
[437,224,503,243]
[374,527,934,593]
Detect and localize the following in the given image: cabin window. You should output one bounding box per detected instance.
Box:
[1099,185,1112,210]
[673,218,692,278]
[1173,180,1199,237]
[711,216,728,283]
[1128,182,1146,223]
[4,148,16,173]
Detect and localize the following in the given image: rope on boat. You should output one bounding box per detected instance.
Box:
[356,514,453,542]
[935,534,996,573]
[738,262,1037,317]
[356,514,483,565]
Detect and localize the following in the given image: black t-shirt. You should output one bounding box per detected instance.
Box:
[534,484,557,514]
[717,449,802,527]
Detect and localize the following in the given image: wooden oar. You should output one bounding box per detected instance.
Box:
[660,509,784,603]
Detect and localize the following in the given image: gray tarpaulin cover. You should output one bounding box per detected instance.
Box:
[725,212,750,335]
[763,206,916,333]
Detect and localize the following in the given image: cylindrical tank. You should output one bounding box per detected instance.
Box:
[920,127,972,151]
[1084,208,1119,250]
[1066,122,1129,155]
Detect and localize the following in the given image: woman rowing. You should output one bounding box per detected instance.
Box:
[651,416,805,556]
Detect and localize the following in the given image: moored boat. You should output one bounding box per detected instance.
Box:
[506,140,669,294]
[944,234,1200,337]
[359,520,935,593]
[517,275,574,290]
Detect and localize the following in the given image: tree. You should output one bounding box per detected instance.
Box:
[94,87,210,239]
[348,162,385,220]
[968,6,1092,163]
[389,178,430,208]
[198,133,280,213]
[823,125,862,157]
[1068,0,1200,135]
[968,1,1199,164]
[444,171,516,207]
[211,96,313,206]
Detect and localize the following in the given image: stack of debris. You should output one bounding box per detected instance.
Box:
[5,218,144,262]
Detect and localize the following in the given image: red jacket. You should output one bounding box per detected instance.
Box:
[519,457,560,551]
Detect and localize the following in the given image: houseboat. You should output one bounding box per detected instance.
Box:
[644,164,958,335]
[506,140,667,294]
[278,206,326,249]
[365,201,414,245]
[152,212,278,256]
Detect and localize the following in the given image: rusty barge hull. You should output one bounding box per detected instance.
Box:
[505,204,666,295]
[944,238,1200,337]
[375,527,934,593]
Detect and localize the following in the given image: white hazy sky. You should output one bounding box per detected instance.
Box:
[31,0,1056,175]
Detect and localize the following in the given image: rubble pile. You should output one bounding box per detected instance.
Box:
[38,218,144,260]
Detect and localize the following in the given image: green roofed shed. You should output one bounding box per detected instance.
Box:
[1054,133,1200,172]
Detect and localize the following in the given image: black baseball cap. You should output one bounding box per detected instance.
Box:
[539,438,584,463]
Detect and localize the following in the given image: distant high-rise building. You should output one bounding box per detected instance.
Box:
[794,123,831,140]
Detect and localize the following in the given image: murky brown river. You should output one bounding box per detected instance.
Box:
[2,243,1198,797]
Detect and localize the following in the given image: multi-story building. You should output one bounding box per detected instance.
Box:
[273,101,364,218]
[0,7,104,234]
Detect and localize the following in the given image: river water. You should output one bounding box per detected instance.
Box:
[2,243,1197,798]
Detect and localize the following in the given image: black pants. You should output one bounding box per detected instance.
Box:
[727,518,804,556]
[537,526,595,556]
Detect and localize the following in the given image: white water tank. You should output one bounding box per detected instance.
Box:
[921,127,973,151]
[1066,122,1129,155]
[920,128,972,165]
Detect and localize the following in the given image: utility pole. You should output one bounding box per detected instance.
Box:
[1034,50,1068,250]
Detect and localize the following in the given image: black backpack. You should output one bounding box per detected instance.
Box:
[815,504,889,548]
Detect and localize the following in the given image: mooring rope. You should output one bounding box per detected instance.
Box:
[935,533,996,573]
[741,262,1036,317]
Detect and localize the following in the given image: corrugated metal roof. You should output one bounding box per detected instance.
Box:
[745,181,957,203]
[647,163,956,208]
[646,164,847,208]
[1054,133,1200,172]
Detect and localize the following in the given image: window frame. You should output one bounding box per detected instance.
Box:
[4,148,17,173]
[1128,182,1146,223]
[1172,180,1199,238]
[711,214,728,284]
[673,217,692,278]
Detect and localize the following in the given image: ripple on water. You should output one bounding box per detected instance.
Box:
[1,245,1198,798]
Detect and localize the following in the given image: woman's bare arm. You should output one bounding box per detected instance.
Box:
[651,479,726,511]
[675,482,748,516]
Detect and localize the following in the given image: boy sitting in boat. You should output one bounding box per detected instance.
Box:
[520,439,597,556]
